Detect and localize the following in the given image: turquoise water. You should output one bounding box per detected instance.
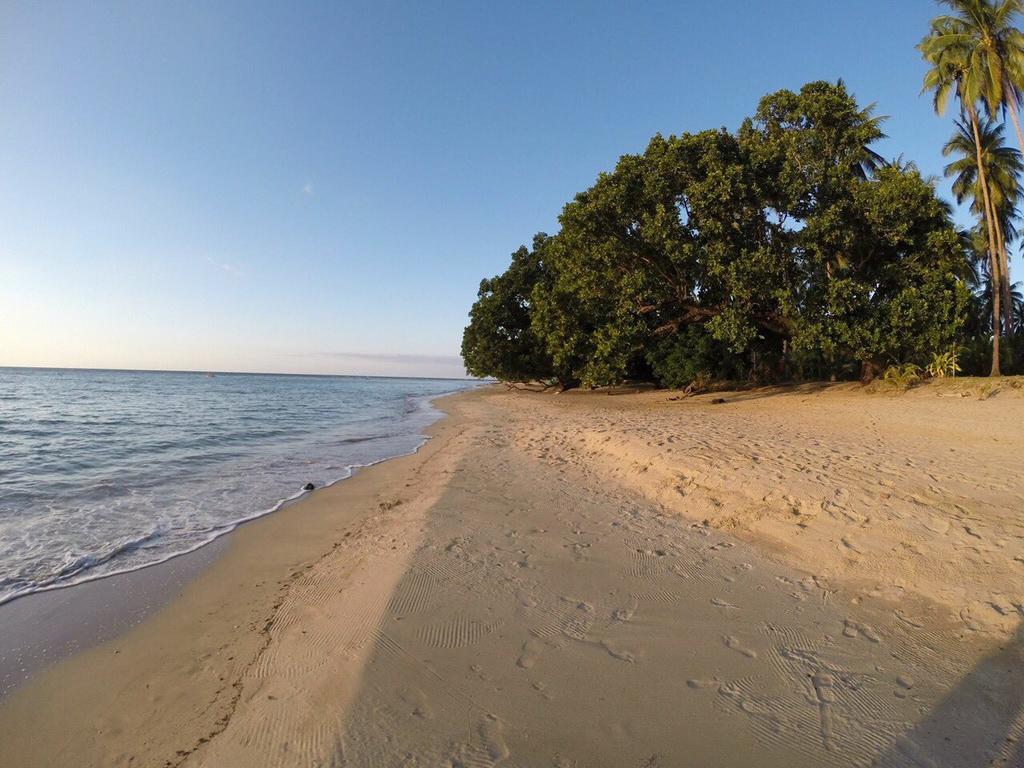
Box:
[0,368,478,605]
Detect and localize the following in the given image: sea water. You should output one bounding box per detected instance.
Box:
[0,368,478,605]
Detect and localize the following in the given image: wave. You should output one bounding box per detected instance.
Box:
[0,386,467,607]
[336,434,390,445]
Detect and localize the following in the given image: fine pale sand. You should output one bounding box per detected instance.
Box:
[2,383,1024,767]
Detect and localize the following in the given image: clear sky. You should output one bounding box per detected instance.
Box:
[0,0,1007,378]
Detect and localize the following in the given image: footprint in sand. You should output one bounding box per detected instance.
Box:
[723,635,758,658]
[480,714,510,764]
[517,638,544,669]
[518,592,539,609]
[560,599,595,642]
[601,640,640,663]
[570,541,592,560]
[460,714,509,766]
[451,713,510,767]
[532,681,553,701]
[843,619,881,643]
[686,677,721,690]
[398,686,434,720]
[612,597,638,623]
[893,674,916,699]
[811,673,836,751]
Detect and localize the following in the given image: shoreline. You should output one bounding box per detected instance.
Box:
[0,387,469,698]
[2,384,1022,767]
[0,388,482,767]
[0,388,463,610]
[0,537,228,698]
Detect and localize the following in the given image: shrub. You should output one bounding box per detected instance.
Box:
[882,363,922,389]
[925,349,961,378]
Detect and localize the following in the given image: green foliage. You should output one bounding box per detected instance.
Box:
[882,363,923,389]
[943,117,1022,222]
[645,327,741,389]
[463,81,973,388]
[960,334,1024,375]
[460,235,555,383]
[926,349,962,378]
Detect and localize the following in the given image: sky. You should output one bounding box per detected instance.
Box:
[0,0,1009,378]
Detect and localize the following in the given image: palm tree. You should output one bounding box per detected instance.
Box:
[921,0,1024,334]
[968,252,1024,336]
[925,1,1024,150]
[921,15,1006,374]
[943,116,1024,336]
[1009,279,1024,331]
[1014,281,1024,332]
[881,154,919,173]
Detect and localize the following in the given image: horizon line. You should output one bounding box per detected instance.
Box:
[0,364,481,383]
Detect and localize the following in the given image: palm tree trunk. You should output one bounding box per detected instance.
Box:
[1002,83,1024,336]
[990,246,1003,361]
[968,104,1002,376]
[995,228,1011,339]
[996,219,1014,337]
[1005,83,1024,167]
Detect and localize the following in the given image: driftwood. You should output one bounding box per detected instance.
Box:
[503,380,563,393]
[667,381,703,401]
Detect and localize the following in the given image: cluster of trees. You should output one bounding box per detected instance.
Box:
[921,0,1024,375]
[463,0,1024,388]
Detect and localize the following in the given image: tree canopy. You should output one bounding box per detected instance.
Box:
[463,81,973,388]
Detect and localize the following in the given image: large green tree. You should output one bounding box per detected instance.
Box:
[532,128,784,387]
[463,82,970,388]
[790,166,969,379]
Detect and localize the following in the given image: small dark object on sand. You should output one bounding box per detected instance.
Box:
[710,397,727,405]
[303,482,316,491]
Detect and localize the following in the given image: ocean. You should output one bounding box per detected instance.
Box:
[0,368,479,606]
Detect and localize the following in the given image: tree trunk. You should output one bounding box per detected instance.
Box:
[777,339,788,380]
[1004,85,1024,335]
[1005,84,1024,159]
[991,247,1003,375]
[995,217,1014,338]
[968,105,1003,377]
[860,358,883,383]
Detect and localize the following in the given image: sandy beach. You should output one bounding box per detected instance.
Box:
[2,383,1024,767]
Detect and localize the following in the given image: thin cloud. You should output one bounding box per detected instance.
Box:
[204,255,240,275]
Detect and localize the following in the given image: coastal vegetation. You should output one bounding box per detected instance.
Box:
[463,0,1024,388]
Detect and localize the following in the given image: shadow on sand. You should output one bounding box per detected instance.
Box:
[876,620,1024,767]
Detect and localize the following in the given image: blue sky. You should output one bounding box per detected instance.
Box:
[0,0,1004,377]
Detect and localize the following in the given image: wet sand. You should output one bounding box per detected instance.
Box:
[1,383,1023,767]
[0,537,226,697]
